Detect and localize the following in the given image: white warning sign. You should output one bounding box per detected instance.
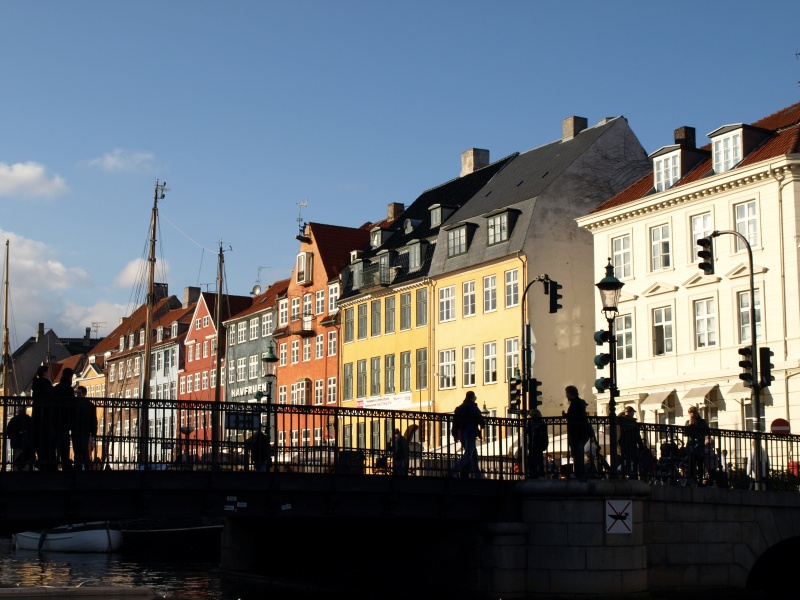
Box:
[606,500,632,534]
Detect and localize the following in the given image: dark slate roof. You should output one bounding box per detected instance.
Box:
[203,292,254,326]
[339,154,516,300]
[225,278,290,323]
[593,102,800,214]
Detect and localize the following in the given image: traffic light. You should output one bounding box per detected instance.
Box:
[738,347,754,387]
[549,280,563,313]
[508,376,522,411]
[760,347,774,387]
[595,376,613,393]
[594,329,612,368]
[697,237,714,275]
[528,378,542,408]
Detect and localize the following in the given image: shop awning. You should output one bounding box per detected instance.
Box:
[683,384,719,401]
[728,381,752,396]
[641,389,675,409]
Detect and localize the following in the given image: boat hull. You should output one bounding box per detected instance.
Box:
[12,522,123,553]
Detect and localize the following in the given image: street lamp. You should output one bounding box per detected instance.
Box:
[261,340,279,457]
[596,258,624,479]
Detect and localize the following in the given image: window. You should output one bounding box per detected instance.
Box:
[134,356,141,375]
[237,322,246,343]
[652,306,673,356]
[262,314,273,336]
[447,227,466,257]
[303,294,312,320]
[187,374,193,393]
[202,371,208,390]
[228,327,236,346]
[734,200,758,250]
[385,354,395,394]
[314,379,324,405]
[370,357,381,396]
[713,132,742,174]
[296,251,312,284]
[504,338,519,381]
[228,363,236,384]
[210,369,216,389]
[315,290,325,315]
[738,289,762,343]
[430,206,441,227]
[487,213,508,245]
[328,330,337,356]
[416,348,427,390]
[615,314,633,361]
[303,338,311,361]
[344,308,354,343]
[327,377,337,404]
[385,296,395,334]
[357,360,367,398]
[400,351,411,392]
[237,357,246,382]
[400,293,411,330]
[439,286,455,322]
[371,300,381,336]
[650,224,671,270]
[612,234,631,279]
[328,283,339,313]
[249,355,258,379]
[279,343,287,366]
[315,334,324,359]
[291,297,300,321]
[462,345,476,387]
[409,244,421,271]
[291,340,299,364]
[744,401,765,433]
[694,298,716,349]
[691,213,713,262]
[188,345,193,362]
[279,299,288,327]
[483,342,497,384]
[654,154,679,192]
[203,316,209,328]
[250,318,259,340]
[463,281,475,317]
[438,349,456,389]
[109,364,115,382]
[483,275,497,312]
[278,386,287,404]
[357,304,367,339]
[343,363,353,400]
[416,289,427,327]
[505,269,519,308]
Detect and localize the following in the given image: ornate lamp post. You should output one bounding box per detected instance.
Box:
[260,340,279,451]
[596,259,624,479]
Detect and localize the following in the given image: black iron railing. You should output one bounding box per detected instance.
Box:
[2,396,799,490]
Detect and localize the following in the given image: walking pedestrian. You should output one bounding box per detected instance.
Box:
[391,428,409,476]
[450,391,485,478]
[30,365,55,471]
[565,386,592,480]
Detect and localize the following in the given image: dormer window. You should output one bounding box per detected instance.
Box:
[128,333,135,348]
[351,261,363,289]
[487,212,508,245]
[171,322,178,337]
[407,240,428,272]
[447,227,467,257]
[712,131,742,174]
[654,152,680,192]
[120,337,125,351]
[370,229,381,248]
[296,251,313,285]
[430,205,442,228]
[404,219,421,234]
[138,331,145,346]
[156,327,163,343]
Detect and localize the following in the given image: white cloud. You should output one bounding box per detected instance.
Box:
[113,258,170,289]
[86,149,157,173]
[0,161,69,198]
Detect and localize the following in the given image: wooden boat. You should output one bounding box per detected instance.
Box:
[0,585,159,598]
[12,522,122,553]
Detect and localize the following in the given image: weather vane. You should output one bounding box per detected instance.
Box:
[297,200,308,237]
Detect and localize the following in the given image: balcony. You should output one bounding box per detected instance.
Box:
[360,263,393,291]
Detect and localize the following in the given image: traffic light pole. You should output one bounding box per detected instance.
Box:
[706,229,763,489]
[520,274,550,415]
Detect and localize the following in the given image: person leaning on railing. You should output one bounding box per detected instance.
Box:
[684,406,709,484]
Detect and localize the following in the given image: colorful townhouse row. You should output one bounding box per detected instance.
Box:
[9,101,799,460]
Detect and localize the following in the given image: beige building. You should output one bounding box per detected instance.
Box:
[577,102,800,432]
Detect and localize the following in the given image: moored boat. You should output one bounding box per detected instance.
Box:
[12,522,122,553]
[0,585,159,599]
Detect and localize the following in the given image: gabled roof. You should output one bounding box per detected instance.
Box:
[225,278,291,323]
[89,295,181,358]
[201,292,254,328]
[307,223,371,280]
[593,102,800,214]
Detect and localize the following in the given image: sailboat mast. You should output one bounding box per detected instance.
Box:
[2,240,10,398]
[211,242,224,464]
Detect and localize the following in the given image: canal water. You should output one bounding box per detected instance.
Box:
[0,537,315,600]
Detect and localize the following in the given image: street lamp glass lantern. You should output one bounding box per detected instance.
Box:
[262,340,279,378]
[596,258,624,315]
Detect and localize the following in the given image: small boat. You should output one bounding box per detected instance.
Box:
[12,522,123,553]
[0,585,159,599]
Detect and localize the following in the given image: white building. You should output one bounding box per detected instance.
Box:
[577,102,800,433]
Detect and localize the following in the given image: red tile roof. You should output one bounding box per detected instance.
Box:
[308,222,371,279]
[227,278,290,321]
[592,101,800,214]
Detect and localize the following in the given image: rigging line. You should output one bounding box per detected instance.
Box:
[195,247,206,288]
[160,211,216,253]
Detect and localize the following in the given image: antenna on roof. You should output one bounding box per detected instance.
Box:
[252,266,270,296]
[91,322,106,339]
[198,282,214,293]
[297,200,308,237]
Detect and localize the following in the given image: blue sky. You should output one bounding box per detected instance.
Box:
[1,0,798,346]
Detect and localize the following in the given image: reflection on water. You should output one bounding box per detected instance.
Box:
[0,537,264,600]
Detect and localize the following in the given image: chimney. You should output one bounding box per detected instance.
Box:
[562,116,588,141]
[154,283,169,302]
[674,126,696,149]
[460,148,490,177]
[387,202,404,221]
[184,286,201,308]
[37,323,44,341]
[84,327,91,346]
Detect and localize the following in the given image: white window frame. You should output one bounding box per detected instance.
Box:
[447,227,467,257]
[713,131,742,174]
[438,349,456,390]
[615,314,633,361]
[694,298,716,349]
[315,290,325,315]
[612,234,631,279]
[504,269,519,308]
[654,153,680,192]
[439,286,456,322]
[650,224,671,271]
[504,337,519,381]
[483,275,497,313]
[483,341,497,384]
[462,345,476,387]
[734,200,758,251]
[652,306,674,356]
[487,212,508,245]
[463,280,475,318]
[738,289,762,344]
[328,283,339,313]
[315,334,324,359]
[691,213,713,262]
[328,330,337,356]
